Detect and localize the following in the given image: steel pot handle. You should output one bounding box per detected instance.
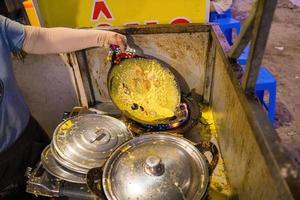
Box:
[195,141,219,174]
[86,167,106,199]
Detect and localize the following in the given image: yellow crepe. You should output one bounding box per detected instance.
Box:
[109,58,180,124]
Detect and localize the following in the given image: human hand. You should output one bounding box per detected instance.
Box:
[105,31,127,53]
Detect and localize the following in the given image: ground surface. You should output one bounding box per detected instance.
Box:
[233,0,300,168]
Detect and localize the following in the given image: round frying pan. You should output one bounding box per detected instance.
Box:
[107,45,181,125]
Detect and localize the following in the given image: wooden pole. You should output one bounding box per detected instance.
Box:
[241,0,278,92]
[228,2,258,59]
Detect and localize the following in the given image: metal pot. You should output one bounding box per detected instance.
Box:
[41,145,86,184]
[107,46,181,125]
[50,114,133,176]
[87,133,219,200]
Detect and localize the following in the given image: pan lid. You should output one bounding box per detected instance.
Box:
[102,133,209,200]
[52,114,132,172]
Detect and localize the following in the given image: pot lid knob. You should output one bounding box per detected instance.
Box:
[89,128,111,144]
[144,156,165,176]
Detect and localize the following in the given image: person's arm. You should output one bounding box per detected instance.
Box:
[22,26,127,54]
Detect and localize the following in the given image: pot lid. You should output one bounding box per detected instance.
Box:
[52,114,132,172]
[41,145,86,183]
[102,134,209,200]
[108,57,181,125]
[50,142,87,174]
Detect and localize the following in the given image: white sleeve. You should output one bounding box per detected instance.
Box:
[23,26,127,54]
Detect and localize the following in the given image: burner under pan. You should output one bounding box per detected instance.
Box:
[124,96,201,135]
[140,102,189,130]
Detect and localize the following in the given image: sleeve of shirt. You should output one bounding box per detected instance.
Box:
[0,15,25,52]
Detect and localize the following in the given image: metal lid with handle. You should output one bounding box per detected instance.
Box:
[52,114,132,173]
[87,133,219,200]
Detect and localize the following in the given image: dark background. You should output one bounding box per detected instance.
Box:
[0,0,28,24]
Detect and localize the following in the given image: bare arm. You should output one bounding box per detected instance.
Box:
[22,26,127,54]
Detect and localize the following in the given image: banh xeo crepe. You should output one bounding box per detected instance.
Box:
[108,58,180,124]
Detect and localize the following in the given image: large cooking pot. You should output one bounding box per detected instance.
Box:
[43,114,132,184]
[107,46,182,125]
[87,133,219,200]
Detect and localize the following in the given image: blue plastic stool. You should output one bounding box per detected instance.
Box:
[238,46,250,65]
[209,9,232,21]
[238,48,276,125]
[255,67,277,125]
[209,9,241,45]
[217,18,241,45]
[223,9,232,18]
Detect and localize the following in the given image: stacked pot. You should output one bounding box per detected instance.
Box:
[41,114,132,184]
